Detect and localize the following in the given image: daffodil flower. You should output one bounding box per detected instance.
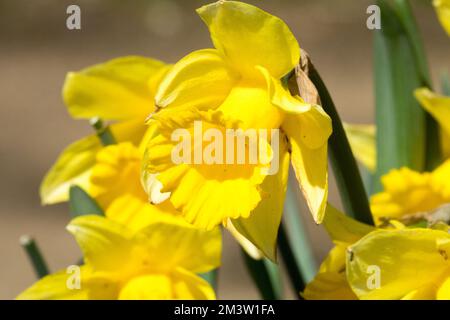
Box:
[347,227,450,299]
[434,0,450,37]
[40,57,170,205]
[371,159,450,225]
[303,205,375,300]
[17,215,221,300]
[142,1,332,260]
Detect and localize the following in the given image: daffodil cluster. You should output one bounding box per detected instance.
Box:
[20,1,332,300]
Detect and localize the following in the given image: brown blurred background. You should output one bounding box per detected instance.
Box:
[0,0,449,300]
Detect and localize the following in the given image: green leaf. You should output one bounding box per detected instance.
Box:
[69,185,104,217]
[442,72,450,96]
[241,250,283,300]
[374,0,441,191]
[198,269,218,291]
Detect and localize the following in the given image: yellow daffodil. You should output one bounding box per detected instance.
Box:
[141,1,332,260]
[40,56,170,205]
[415,88,450,158]
[303,205,375,300]
[371,159,450,225]
[347,227,450,299]
[17,215,221,300]
[434,0,450,36]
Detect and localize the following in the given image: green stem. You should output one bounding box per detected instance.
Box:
[241,250,283,300]
[282,173,317,282]
[308,66,374,225]
[90,117,116,146]
[20,236,49,279]
[277,224,304,299]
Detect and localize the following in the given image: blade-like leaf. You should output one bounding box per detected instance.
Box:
[69,185,104,217]
[374,0,441,191]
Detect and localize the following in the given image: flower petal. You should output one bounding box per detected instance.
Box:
[343,123,377,173]
[303,272,357,300]
[347,228,450,299]
[16,269,88,300]
[197,1,300,79]
[40,135,100,205]
[136,220,222,274]
[105,194,180,232]
[323,205,375,244]
[434,0,450,36]
[40,119,146,205]
[67,215,134,271]
[63,56,166,120]
[283,108,331,223]
[171,268,216,300]
[231,134,290,261]
[118,274,173,300]
[415,87,450,158]
[155,49,237,110]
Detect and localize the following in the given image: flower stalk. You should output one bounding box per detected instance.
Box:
[20,236,49,279]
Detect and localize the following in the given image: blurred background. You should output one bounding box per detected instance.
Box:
[0,0,449,299]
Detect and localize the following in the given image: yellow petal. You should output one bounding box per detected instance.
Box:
[431,159,450,199]
[171,268,216,300]
[343,123,377,173]
[118,269,215,300]
[155,49,237,110]
[16,269,88,300]
[370,166,449,224]
[232,134,290,261]
[434,0,450,36]
[304,272,357,300]
[105,194,180,232]
[401,284,439,300]
[63,56,165,120]
[318,243,348,273]
[347,228,450,299]
[67,215,134,271]
[197,1,300,79]
[218,79,285,130]
[40,135,100,205]
[283,107,331,223]
[436,276,450,299]
[119,274,173,300]
[415,87,450,157]
[136,220,222,274]
[40,119,146,205]
[224,220,263,260]
[323,205,375,244]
